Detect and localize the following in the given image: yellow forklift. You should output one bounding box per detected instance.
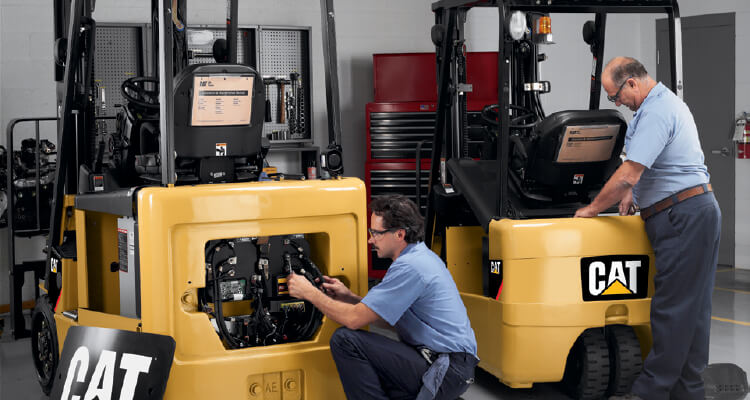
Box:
[424,0,684,398]
[30,0,360,398]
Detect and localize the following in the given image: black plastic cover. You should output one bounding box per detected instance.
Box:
[527,109,626,190]
[172,64,265,159]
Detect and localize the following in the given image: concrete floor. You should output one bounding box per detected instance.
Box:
[1,268,748,400]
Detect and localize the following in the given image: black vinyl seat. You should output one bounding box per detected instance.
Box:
[522,109,626,192]
[445,110,627,227]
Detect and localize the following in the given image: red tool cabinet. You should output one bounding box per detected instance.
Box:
[366,52,498,278]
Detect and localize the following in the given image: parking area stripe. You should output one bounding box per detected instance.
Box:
[714,287,750,296]
[712,316,750,327]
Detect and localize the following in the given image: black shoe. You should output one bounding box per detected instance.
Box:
[609,394,643,400]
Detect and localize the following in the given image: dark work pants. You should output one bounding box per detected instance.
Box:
[631,192,721,400]
[329,328,477,400]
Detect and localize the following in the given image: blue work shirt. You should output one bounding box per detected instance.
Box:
[361,242,477,356]
[624,82,709,208]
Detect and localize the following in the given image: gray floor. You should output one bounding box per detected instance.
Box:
[1,268,749,400]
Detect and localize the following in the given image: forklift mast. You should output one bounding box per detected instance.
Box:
[47,0,97,303]
[424,0,683,245]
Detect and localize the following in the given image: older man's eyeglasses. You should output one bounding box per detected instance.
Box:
[367,227,404,238]
[607,75,633,103]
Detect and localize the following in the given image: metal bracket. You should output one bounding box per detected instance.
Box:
[523,81,551,93]
[456,83,473,94]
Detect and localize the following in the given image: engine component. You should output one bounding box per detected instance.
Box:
[200,234,324,349]
[4,139,56,232]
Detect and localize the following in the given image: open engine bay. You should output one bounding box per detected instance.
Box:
[200,234,325,349]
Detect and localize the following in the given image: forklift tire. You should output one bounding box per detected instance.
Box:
[562,328,611,400]
[30,295,59,395]
[605,325,643,396]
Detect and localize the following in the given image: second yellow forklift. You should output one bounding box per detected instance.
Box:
[423,0,684,398]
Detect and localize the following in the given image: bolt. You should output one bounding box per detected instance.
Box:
[285,379,298,391]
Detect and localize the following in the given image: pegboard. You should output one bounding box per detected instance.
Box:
[91,24,311,146]
[187,27,253,66]
[94,24,145,137]
[259,28,312,143]
[260,30,305,77]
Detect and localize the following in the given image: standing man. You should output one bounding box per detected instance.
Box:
[575,57,721,400]
[287,194,478,399]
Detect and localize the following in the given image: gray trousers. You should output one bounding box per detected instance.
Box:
[632,192,721,400]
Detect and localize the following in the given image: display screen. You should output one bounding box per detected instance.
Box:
[191,74,254,126]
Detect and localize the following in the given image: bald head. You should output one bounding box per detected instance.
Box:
[603,57,649,87]
[601,57,656,111]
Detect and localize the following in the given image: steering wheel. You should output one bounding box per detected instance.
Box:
[481,104,500,127]
[121,77,160,110]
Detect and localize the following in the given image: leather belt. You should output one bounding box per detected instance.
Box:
[640,183,712,220]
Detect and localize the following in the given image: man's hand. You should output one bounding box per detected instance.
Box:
[619,188,636,216]
[321,276,355,302]
[287,272,379,330]
[574,161,645,219]
[574,205,599,218]
[287,271,317,301]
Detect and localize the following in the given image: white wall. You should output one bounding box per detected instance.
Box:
[0,0,437,305]
[0,0,57,137]
[640,0,750,269]
[1,1,748,307]
[0,0,57,306]
[467,4,750,270]
[465,9,643,119]
[86,0,437,178]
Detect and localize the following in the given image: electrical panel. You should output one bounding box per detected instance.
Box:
[200,234,324,349]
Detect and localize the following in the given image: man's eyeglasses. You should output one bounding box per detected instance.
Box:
[607,75,633,103]
[367,227,404,238]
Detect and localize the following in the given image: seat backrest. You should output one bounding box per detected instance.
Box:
[526,109,626,189]
[173,63,265,159]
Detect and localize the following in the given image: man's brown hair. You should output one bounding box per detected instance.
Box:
[369,195,425,243]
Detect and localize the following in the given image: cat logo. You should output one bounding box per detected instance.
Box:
[487,259,503,300]
[50,256,60,273]
[50,326,175,400]
[490,260,501,274]
[580,255,649,301]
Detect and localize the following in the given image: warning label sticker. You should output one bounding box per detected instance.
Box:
[556,124,619,163]
[216,143,227,156]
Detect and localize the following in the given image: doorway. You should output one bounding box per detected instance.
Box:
[656,13,735,266]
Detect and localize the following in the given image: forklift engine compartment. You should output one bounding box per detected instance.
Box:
[200,234,325,349]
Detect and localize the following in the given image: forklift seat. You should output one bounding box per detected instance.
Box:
[522,109,626,191]
[173,63,266,159]
[170,63,267,183]
[446,110,626,227]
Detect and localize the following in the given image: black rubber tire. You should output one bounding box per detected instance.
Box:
[606,325,643,396]
[562,328,611,400]
[30,295,59,395]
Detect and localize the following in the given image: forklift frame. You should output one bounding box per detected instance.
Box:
[425,0,683,242]
[44,0,346,305]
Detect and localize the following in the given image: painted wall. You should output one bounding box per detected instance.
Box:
[465,9,642,118]
[0,0,438,305]
[1,0,747,307]
[640,0,749,269]
[84,0,438,179]
[1,0,58,306]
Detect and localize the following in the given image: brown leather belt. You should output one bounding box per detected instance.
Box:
[640,183,712,220]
